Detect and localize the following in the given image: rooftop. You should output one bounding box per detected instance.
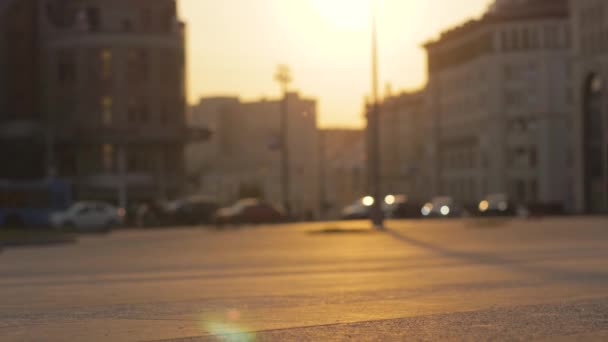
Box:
[425,0,568,48]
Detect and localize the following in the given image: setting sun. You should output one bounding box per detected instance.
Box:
[310,0,371,31]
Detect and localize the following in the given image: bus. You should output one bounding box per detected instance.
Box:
[0,179,72,228]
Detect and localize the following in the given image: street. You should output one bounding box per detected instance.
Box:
[1,218,608,341]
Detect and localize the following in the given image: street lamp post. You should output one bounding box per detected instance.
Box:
[274,65,292,219]
[369,0,385,229]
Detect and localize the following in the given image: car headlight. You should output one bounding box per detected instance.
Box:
[479,200,489,212]
[384,195,396,205]
[498,201,509,211]
[440,206,450,216]
[421,203,433,216]
[362,196,375,207]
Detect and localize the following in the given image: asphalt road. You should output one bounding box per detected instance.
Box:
[1,218,608,341]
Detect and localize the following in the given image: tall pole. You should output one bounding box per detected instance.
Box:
[319,129,327,220]
[370,0,384,229]
[117,144,128,210]
[41,43,56,180]
[275,65,292,219]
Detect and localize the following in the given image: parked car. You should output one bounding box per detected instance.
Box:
[214,198,285,225]
[164,196,219,226]
[477,193,517,217]
[341,198,371,220]
[51,201,124,232]
[135,201,171,228]
[341,195,421,220]
[386,195,423,219]
[421,196,462,218]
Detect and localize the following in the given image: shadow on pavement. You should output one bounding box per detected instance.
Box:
[463,218,514,229]
[309,227,379,235]
[384,228,608,286]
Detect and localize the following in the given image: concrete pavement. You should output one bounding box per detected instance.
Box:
[1,218,608,341]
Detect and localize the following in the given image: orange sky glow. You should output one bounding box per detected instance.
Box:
[178,0,493,128]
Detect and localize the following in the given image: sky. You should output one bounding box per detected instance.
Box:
[178,0,494,128]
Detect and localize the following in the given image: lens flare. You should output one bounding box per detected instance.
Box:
[199,309,255,342]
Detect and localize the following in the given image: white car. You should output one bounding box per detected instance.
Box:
[51,201,124,232]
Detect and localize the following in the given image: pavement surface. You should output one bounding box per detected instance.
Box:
[1,218,608,341]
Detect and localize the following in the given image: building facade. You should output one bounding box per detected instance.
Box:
[187,93,320,219]
[570,0,608,213]
[424,0,573,210]
[373,90,432,202]
[0,0,188,208]
[0,0,45,180]
[319,129,366,219]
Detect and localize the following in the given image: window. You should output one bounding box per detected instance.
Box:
[515,180,526,202]
[511,29,519,50]
[122,19,132,32]
[86,7,101,32]
[164,13,175,33]
[57,50,76,85]
[128,149,153,172]
[128,101,138,124]
[530,28,540,49]
[501,31,509,51]
[545,25,558,49]
[504,65,513,81]
[529,148,537,167]
[529,180,538,202]
[522,28,530,49]
[141,8,152,32]
[161,104,170,124]
[100,49,112,81]
[128,50,149,83]
[505,90,524,106]
[101,96,112,126]
[161,50,176,83]
[139,104,149,123]
[102,144,114,172]
[127,101,149,125]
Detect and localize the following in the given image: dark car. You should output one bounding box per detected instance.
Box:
[215,198,285,226]
[341,195,421,220]
[165,196,219,226]
[386,195,423,219]
[136,196,218,227]
[421,196,463,218]
[135,201,171,227]
[477,193,517,217]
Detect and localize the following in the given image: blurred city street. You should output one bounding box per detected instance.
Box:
[1,218,608,341]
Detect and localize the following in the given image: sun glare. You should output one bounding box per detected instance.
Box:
[311,0,371,31]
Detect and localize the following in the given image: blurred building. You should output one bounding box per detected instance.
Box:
[0,0,44,180]
[423,0,573,209]
[570,0,608,213]
[372,90,433,202]
[319,129,366,219]
[187,93,320,219]
[0,0,188,207]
